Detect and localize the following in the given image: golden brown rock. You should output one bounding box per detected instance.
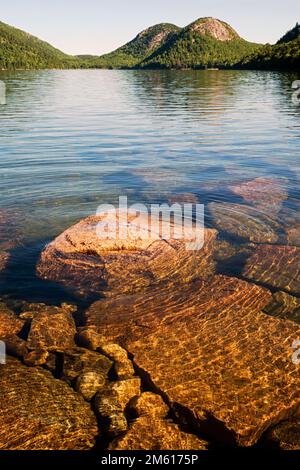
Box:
[86,275,272,345]
[62,347,112,382]
[76,327,108,351]
[37,212,217,298]
[24,350,49,367]
[86,275,300,446]
[209,202,280,243]
[129,392,169,419]
[0,357,98,450]
[100,343,135,379]
[265,417,300,450]
[110,416,209,450]
[94,377,141,437]
[76,370,106,401]
[243,245,300,296]
[109,416,209,450]
[27,305,76,352]
[0,303,24,339]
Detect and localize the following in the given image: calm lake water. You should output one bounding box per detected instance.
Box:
[0,69,299,303]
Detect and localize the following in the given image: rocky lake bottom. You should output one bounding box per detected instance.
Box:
[0,70,300,450]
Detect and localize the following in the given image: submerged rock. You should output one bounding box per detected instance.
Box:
[209,202,280,243]
[94,378,141,437]
[229,177,287,212]
[27,305,76,352]
[243,245,300,296]
[263,291,300,324]
[264,416,300,450]
[286,224,300,247]
[100,343,135,379]
[62,347,112,382]
[76,370,106,401]
[110,392,209,450]
[86,275,271,345]
[0,357,98,450]
[86,275,300,447]
[37,212,217,298]
[0,303,24,339]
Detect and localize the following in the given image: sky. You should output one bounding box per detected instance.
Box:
[1,0,299,55]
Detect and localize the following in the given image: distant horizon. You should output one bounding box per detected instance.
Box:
[1,0,299,55]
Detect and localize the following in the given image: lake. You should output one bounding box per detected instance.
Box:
[0,69,299,304]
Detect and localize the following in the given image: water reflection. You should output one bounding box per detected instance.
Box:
[0,69,299,301]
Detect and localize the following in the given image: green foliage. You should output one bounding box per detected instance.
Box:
[0,21,79,69]
[140,30,261,69]
[240,39,300,71]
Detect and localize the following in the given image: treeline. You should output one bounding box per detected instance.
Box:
[0,21,79,70]
[140,31,261,69]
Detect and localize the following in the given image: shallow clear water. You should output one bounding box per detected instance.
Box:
[0,69,299,303]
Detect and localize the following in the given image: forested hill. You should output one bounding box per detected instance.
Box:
[139,18,261,69]
[84,23,181,68]
[0,18,299,71]
[0,21,79,69]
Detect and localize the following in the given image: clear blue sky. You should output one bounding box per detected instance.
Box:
[1,0,299,55]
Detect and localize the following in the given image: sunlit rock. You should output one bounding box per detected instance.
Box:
[62,347,112,382]
[129,392,169,418]
[110,392,209,450]
[76,370,106,401]
[86,275,300,446]
[27,305,76,352]
[86,275,271,345]
[100,343,135,379]
[0,303,24,339]
[24,349,49,367]
[0,357,98,450]
[37,212,217,298]
[243,245,300,296]
[94,378,141,437]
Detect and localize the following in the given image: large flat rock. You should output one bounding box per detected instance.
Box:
[86,275,272,345]
[243,244,300,296]
[37,212,217,298]
[86,276,300,447]
[229,177,287,212]
[0,357,98,450]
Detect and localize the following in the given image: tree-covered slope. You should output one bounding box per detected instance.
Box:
[140,18,262,69]
[239,23,300,71]
[88,23,180,68]
[0,21,79,69]
[278,22,300,44]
